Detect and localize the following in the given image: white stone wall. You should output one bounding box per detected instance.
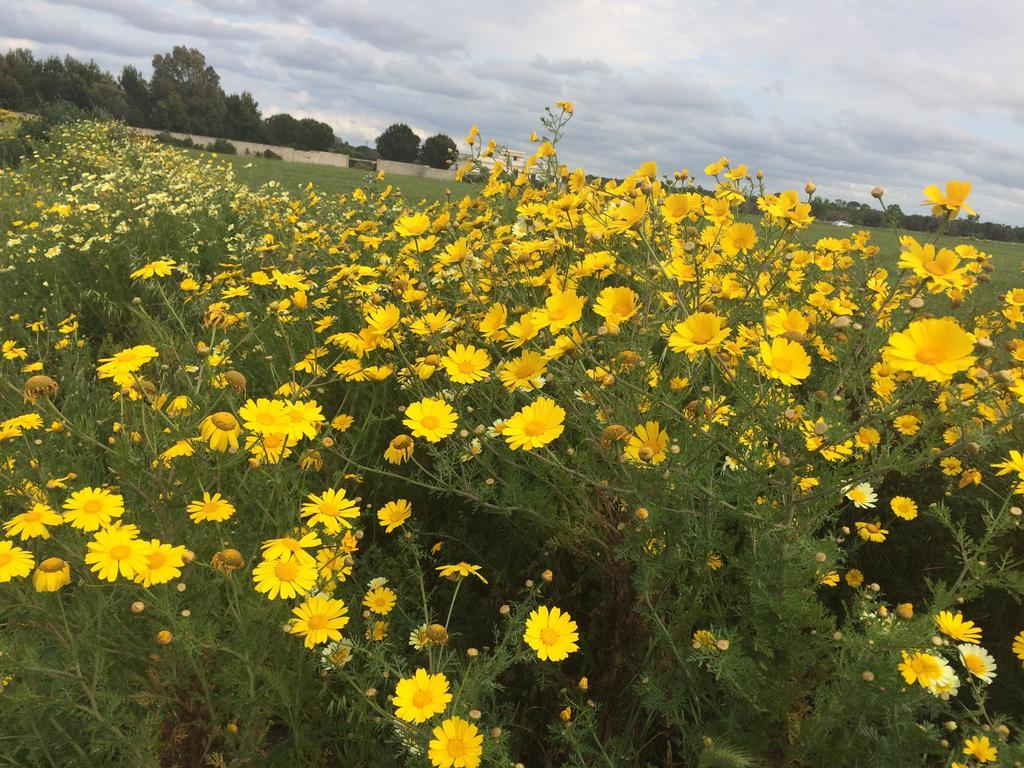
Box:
[376,158,457,181]
[133,127,350,168]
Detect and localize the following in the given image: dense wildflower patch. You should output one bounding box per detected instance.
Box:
[2,112,1024,766]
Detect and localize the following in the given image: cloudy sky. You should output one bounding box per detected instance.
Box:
[4,0,1024,223]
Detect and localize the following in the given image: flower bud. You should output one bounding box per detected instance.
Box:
[22,374,59,404]
[212,547,245,574]
[426,624,449,647]
[223,370,247,392]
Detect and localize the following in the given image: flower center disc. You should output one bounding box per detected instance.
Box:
[915,347,945,364]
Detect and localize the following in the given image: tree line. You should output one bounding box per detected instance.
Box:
[0,47,459,168]
[805,196,1024,244]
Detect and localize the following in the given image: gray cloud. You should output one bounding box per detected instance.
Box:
[48,0,269,41]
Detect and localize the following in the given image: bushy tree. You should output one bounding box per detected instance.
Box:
[85,79,131,121]
[294,117,335,151]
[375,122,420,163]
[419,132,458,169]
[262,113,335,150]
[264,112,298,146]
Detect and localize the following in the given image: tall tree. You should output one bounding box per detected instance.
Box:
[149,46,226,135]
[224,91,264,141]
[119,65,151,126]
[375,123,420,163]
[61,55,111,108]
[0,49,36,110]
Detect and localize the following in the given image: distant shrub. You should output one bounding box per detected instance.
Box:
[0,135,28,168]
[261,148,281,160]
[207,138,236,155]
[154,131,194,149]
[349,157,376,171]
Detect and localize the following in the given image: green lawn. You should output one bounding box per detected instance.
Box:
[795,218,1024,293]
[188,149,473,205]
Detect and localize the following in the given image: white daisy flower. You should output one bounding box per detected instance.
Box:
[844,482,877,509]
[958,643,997,683]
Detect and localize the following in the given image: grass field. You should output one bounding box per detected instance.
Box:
[189,149,475,205]
[798,218,1024,293]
